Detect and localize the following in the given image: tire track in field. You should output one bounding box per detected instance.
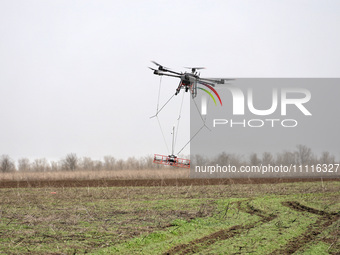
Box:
[164,201,276,255]
[269,201,340,255]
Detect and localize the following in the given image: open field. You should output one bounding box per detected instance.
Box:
[0,169,189,182]
[0,179,339,254]
[0,169,338,189]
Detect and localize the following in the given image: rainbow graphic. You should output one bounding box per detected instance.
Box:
[198,83,222,106]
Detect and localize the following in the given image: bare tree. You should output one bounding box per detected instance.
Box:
[276,151,298,165]
[296,145,312,165]
[93,160,103,171]
[262,152,274,165]
[32,158,50,172]
[50,161,60,171]
[142,155,156,169]
[214,152,231,166]
[103,155,116,170]
[126,157,140,170]
[79,157,94,171]
[0,155,15,172]
[319,151,335,164]
[115,159,124,170]
[18,158,31,172]
[249,153,261,166]
[229,154,244,168]
[62,153,78,171]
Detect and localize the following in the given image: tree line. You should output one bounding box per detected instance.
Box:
[0,145,338,173]
[0,154,166,173]
[192,145,338,167]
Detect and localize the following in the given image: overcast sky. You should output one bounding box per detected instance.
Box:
[1,0,339,162]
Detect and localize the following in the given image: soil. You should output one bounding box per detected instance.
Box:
[0,177,338,188]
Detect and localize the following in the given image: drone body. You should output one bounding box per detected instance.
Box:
[149,61,232,98]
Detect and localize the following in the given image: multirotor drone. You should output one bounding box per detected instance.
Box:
[149,61,232,98]
[150,61,233,168]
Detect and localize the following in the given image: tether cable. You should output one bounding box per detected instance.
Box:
[176,96,210,155]
[174,92,185,152]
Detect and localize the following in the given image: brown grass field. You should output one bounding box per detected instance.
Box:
[0,169,189,182]
[1,169,338,188]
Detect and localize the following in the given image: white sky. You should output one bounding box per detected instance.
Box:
[0,0,339,161]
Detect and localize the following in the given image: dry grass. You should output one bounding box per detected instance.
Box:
[0,168,190,181]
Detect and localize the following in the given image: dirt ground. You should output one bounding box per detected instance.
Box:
[0,177,338,188]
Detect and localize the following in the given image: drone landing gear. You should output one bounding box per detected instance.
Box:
[175,82,191,96]
[153,154,190,168]
[175,81,182,95]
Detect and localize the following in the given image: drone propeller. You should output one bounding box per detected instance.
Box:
[184,67,206,73]
[151,61,182,76]
[151,61,171,72]
[184,67,205,70]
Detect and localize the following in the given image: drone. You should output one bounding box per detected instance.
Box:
[149,61,232,98]
[150,61,233,168]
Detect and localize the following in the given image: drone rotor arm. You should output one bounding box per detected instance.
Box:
[161,73,181,78]
[166,70,182,75]
[199,78,234,84]
[197,79,216,87]
[151,72,181,78]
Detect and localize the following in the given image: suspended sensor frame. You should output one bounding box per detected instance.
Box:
[153,154,190,168]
